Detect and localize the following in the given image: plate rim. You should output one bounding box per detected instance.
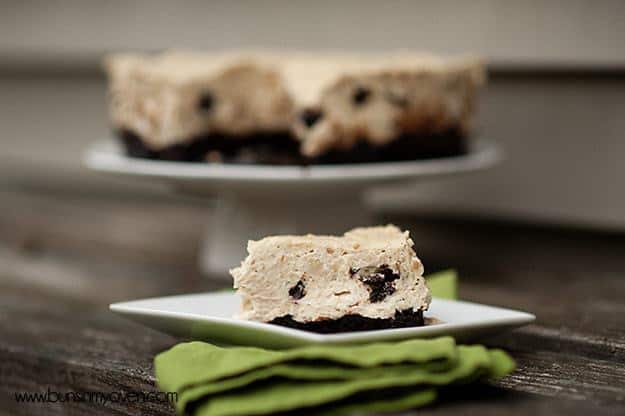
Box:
[85,138,502,183]
[110,291,535,343]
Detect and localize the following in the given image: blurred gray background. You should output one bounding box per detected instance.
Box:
[1,0,624,230]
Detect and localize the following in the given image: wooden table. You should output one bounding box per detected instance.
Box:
[1,186,624,415]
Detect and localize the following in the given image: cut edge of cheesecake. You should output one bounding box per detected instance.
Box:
[104,50,294,152]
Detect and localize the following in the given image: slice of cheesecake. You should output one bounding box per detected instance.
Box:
[104,50,295,162]
[284,52,485,163]
[230,225,430,333]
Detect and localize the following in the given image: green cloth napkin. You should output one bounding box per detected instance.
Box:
[425,269,458,300]
[154,270,514,415]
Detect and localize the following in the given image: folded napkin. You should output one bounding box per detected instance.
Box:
[154,270,515,415]
[423,268,458,300]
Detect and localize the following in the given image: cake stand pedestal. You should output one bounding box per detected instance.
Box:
[199,191,371,277]
[85,139,501,278]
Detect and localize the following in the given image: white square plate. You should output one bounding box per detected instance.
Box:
[110,292,534,348]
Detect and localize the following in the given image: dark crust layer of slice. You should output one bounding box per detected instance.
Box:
[118,129,304,164]
[268,309,424,334]
[117,128,466,165]
[311,128,467,164]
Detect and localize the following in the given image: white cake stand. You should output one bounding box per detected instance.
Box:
[85,139,501,278]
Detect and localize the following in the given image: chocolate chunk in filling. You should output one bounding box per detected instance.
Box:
[350,264,400,303]
[352,86,371,105]
[288,280,306,300]
[300,108,323,128]
[197,91,214,112]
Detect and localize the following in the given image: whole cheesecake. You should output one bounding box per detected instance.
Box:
[230,225,431,333]
[105,50,484,164]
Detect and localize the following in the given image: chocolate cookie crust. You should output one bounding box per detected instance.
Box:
[118,129,304,164]
[118,128,465,165]
[268,309,424,334]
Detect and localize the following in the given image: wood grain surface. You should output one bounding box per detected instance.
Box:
[1,187,624,415]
